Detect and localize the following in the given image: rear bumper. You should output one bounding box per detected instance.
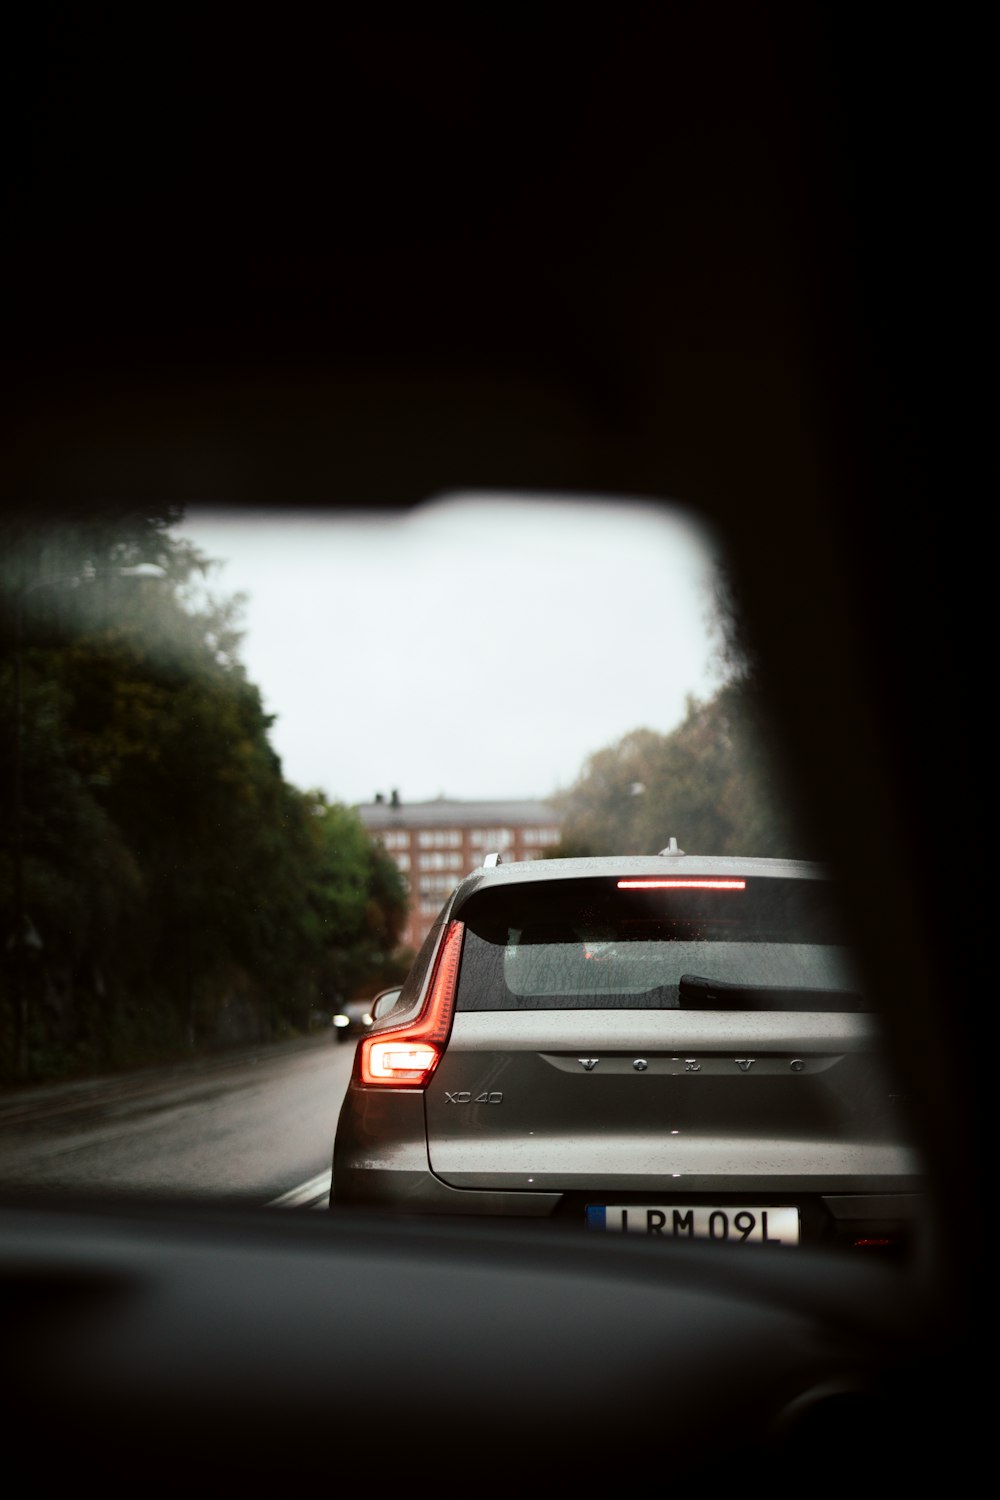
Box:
[334,1165,561,1215]
[332,1086,924,1252]
[550,1188,925,1254]
[333,1165,923,1256]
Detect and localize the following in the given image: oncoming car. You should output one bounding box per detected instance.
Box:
[333,845,924,1255]
[331,999,375,1043]
[332,989,402,1043]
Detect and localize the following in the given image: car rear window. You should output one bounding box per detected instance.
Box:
[453,877,866,1012]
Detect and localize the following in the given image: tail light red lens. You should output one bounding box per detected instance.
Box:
[359,920,464,1087]
[617,879,746,890]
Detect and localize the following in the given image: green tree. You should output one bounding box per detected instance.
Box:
[0,508,410,1081]
[549,681,810,860]
[547,555,811,861]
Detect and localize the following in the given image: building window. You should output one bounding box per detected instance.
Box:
[417,830,463,849]
[418,851,464,870]
[382,831,410,851]
[469,828,514,849]
[395,854,410,871]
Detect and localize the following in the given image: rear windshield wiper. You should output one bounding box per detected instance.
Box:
[677,974,869,1012]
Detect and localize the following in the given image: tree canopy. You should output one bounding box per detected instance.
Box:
[0,509,409,1082]
[547,680,812,861]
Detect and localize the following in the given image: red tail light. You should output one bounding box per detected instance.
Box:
[617,879,746,890]
[359,920,464,1087]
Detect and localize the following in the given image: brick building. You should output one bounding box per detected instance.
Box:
[358,791,562,953]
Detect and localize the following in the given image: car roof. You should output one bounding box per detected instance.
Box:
[451,852,830,906]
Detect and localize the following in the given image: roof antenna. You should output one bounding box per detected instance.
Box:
[658,837,685,855]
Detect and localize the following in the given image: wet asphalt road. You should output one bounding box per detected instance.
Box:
[0,1033,354,1206]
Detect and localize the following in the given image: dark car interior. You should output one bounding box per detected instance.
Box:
[2,10,980,1486]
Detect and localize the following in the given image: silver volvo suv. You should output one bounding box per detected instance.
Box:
[332,846,923,1254]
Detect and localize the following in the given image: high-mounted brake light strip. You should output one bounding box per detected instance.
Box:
[359,920,465,1087]
[617,879,746,890]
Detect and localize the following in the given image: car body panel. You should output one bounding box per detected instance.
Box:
[424,1008,915,1189]
[332,1083,561,1212]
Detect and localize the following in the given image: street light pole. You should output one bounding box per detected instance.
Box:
[8,563,166,1078]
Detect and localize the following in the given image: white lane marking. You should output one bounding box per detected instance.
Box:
[268,1168,332,1208]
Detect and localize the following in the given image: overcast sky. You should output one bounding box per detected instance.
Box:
[173,494,726,808]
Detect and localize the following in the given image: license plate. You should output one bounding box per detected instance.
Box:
[587,1204,800,1245]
